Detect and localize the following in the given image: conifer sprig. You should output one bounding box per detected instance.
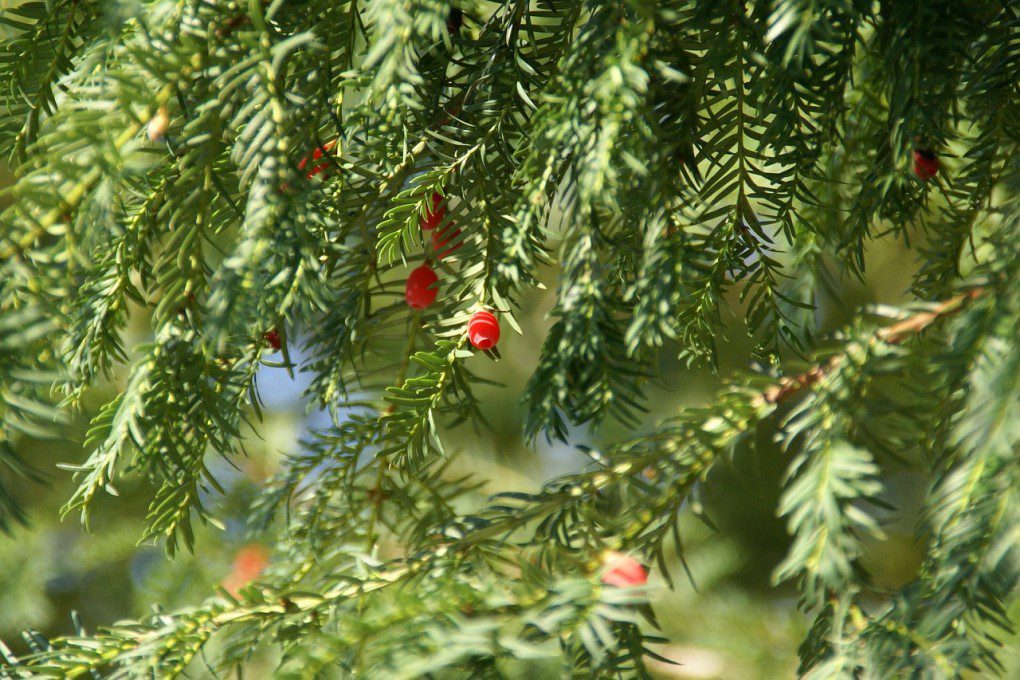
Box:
[0,0,1016,676]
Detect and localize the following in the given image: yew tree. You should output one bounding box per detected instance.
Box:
[0,0,1017,677]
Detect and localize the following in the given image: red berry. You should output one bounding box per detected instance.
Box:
[467,310,500,350]
[233,544,269,578]
[264,328,281,351]
[420,192,446,231]
[298,140,336,179]
[405,265,439,309]
[222,543,269,596]
[913,149,939,181]
[601,551,648,588]
[432,224,462,260]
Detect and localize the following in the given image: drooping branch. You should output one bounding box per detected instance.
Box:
[758,289,983,406]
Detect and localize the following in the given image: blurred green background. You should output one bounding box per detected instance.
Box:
[1,165,1017,678]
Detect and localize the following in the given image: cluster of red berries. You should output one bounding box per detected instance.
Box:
[294,141,499,352]
[403,192,499,350]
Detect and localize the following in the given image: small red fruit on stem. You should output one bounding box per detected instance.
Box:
[601,551,648,588]
[264,328,281,351]
[913,148,939,181]
[222,543,269,596]
[405,265,439,309]
[467,310,500,350]
[298,140,337,179]
[432,224,462,260]
[420,192,446,231]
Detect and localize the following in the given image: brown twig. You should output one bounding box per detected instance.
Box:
[758,289,983,406]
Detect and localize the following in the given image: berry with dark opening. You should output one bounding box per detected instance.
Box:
[913,148,939,181]
[298,140,337,179]
[264,328,281,351]
[405,265,439,309]
[601,551,648,588]
[467,310,500,350]
[432,224,462,260]
[420,192,446,231]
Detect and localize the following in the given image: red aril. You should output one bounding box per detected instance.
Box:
[405,265,439,309]
[467,310,500,350]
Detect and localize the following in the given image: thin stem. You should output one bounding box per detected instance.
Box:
[758,289,982,406]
